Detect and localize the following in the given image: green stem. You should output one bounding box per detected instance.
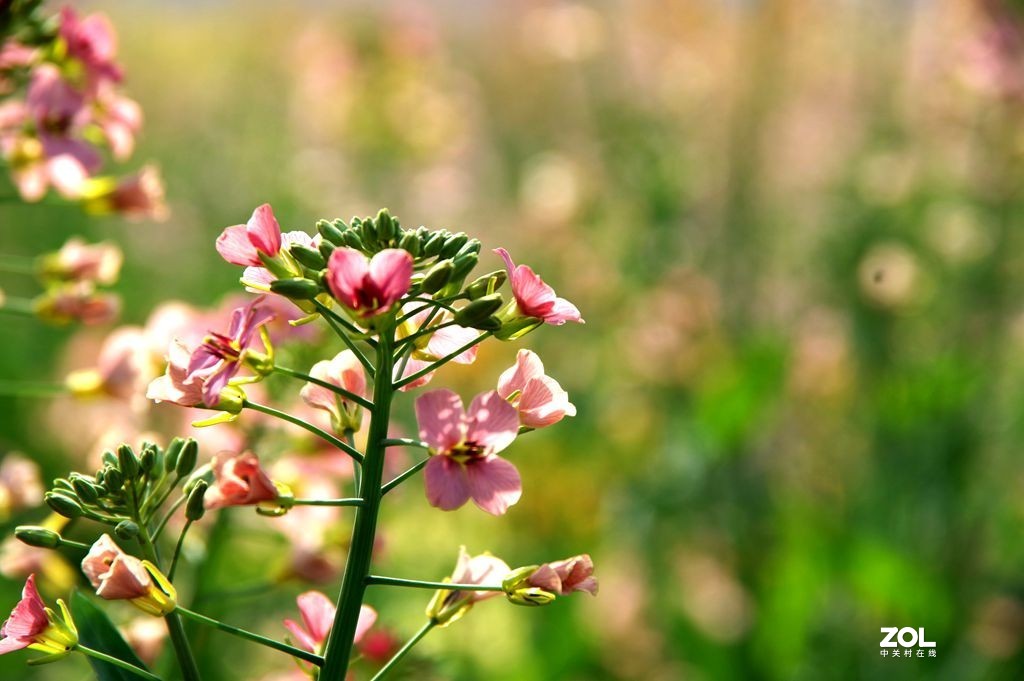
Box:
[0,254,38,275]
[365,575,505,592]
[290,497,363,507]
[0,297,36,317]
[76,644,162,681]
[0,380,66,398]
[393,331,492,389]
[273,365,372,410]
[176,606,322,666]
[168,520,192,581]
[320,324,396,677]
[152,494,187,542]
[312,299,375,375]
[369,621,435,681]
[381,459,428,496]
[243,400,363,463]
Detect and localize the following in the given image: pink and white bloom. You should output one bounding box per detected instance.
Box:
[95,88,141,160]
[147,339,207,407]
[241,230,322,294]
[187,296,274,405]
[495,248,583,325]
[216,204,284,267]
[204,451,279,509]
[0,455,43,516]
[66,326,151,401]
[527,554,598,596]
[393,303,480,391]
[81,535,151,600]
[326,247,413,319]
[416,389,522,515]
[82,166,167,221]
[426,547,511,626]
[35,283,120,326]
[283,591,376,654]
[0,574,77,657]
[44,237,122,286]
[497,349,576,428]
[300,350,366,433]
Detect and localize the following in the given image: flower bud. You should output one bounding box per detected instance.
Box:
[117,444,139,479]
[316,219,346,246]
[420,260,454,294]
[399,230,421,257]
[422,231,447,257]
[454,294,504,328]
[450,252,479,283]
[318,239,336,260]
[465,270,507,300]
[175,439,199,478]
[45,492,83,519]
[376,208,397,242]
[342,230,365,251]
[52,478,74,493]
[101,450,118,468]
[15,525,61,549]
[164,437,186,473]
[456,239,482,259]
[139,444,158,475]
[114,520,140,541]
[439,233,469,260]
[103,466,124,493]
[70,476,101,504]
[185,480,208,522]
[290,244,326,270]
[270,277,321,300]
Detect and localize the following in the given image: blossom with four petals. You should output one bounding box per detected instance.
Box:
[216,204,284,267]
[497,349,576,429]
[300,350,367,434]
[326,247,413,319]
[283,591,376,655]
[495,247,583,326]
[0,574,77,659]
[204,451,279,510]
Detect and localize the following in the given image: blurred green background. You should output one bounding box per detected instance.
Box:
[4,0,1024,679]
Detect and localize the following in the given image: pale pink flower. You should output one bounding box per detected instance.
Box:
[416,389,522,515]
[45,237,122,286]
[426,547,511,626]
[83,166,167,221]
[25,64,88,136]
[495,248,583,325]
[120,617,166,666]
[187,296,274,405]
[527,554,598,596]
[0,42,37,71]
[326,247,413,319]
[393,303,480,391]
[216,204,283,267]
[0,454,43,515]
[72,326,151,400]
[0,575,49,655]
[35,283,120,325]
[146,339,206,407]
[241,230,321,295]
[283,591,376,653]
[204,451,278,509]
[58,7,122,85]
[95,87,141,160]
[497,349,576,428]
[300,351,366,433]
[81,535,151,600]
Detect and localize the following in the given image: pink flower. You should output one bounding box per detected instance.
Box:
[59,7,122,85]
[82,166,167,221]
[241,230,321,294]
[205,451,279,509]
[0,454,43,515]
[426,547,511,626]
[416,389,522,515]
[393,303,480,391]
[44,237,123,285]
[147,339,207,407]
[34,283,120,325]
[216,204,283,267]
[326,247,413,319]
[81,535,151,600]
[25,65,88,137]
[66,326,151,401]
[497,349,576,428]
[527,554,598,596]
[300,351,366,433]
[187,296,274,405]
[95,88,141,160]
[495,248,583,325]
[283,591,376,654]
[0,574,48,655]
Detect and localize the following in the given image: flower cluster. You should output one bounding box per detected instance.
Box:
[0,4,165,217]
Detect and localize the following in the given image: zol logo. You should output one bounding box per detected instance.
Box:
[879,628,937,659]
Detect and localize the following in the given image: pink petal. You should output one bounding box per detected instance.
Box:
[367,249,413,307]
[415,389,465,451]
[518,376,575,428]
[283,619,318,653]
[423,456,471,511]
[354,605,377,644]
[326,248,370,308]
[426,324,480,364]
[496,349,545,398]
[395,358,434,392]
[466,455,522,515]
[1,575,47,640]
[296,591,335,644]
[47,155,88,198]
[544,296,584,325]
[216,224,261,267]
[246,203,282,257]
[0,636,29,654]
[465,391,519,454]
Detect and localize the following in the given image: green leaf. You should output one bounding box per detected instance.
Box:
[70,590,153,681]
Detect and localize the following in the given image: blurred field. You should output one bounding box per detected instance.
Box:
[4,0,1024,679]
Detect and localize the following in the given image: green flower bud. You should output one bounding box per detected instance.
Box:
[422,231,447,257]
[270,277,321,300]
[439,232,469,260]
[465,270,507,300]
[52,478,74,493]
[398,230,421,257]
[456,239,482,259]
[376,208,397,242]
[316,219,346,246]
[176,439,199,478]
[318,239,336,260]
[103,466,124,493]
[139,444,158,474]
[186,480,208,521]
[450,252,479,282]
[70,476,100,504]
[361,216,379,246]
[420,260,455,294]
[117,444,139,479]
[453,294,504,328]
[101,450,118,468]
[290,244,326,270]
[15,526,61,549]
[45,492,83,519]
[164,437,186,473]
[114,520,140,541]
[342,230,365,251]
